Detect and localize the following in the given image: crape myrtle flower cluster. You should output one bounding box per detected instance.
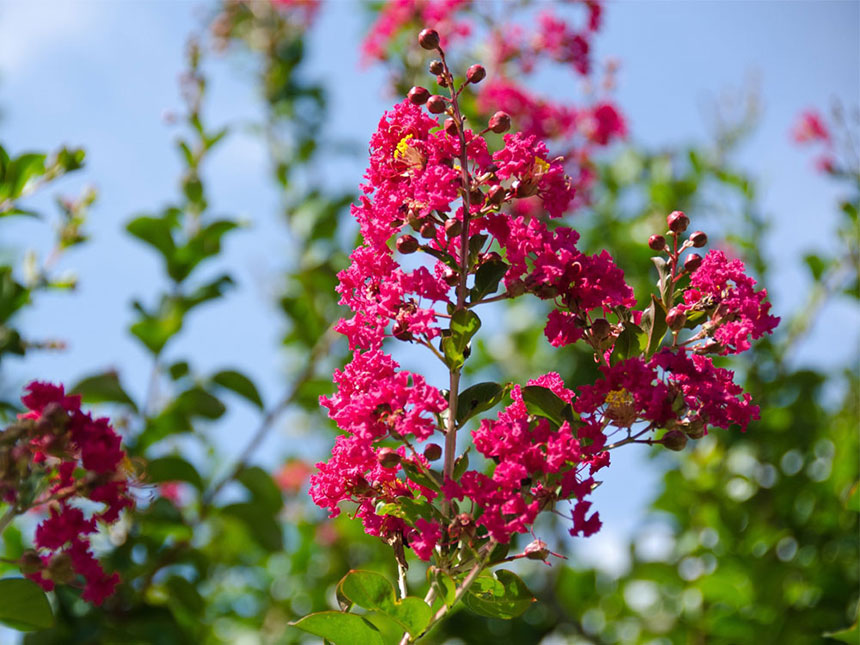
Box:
[0,382,132,605]
[309,29,778,568]
[363,0,626,212]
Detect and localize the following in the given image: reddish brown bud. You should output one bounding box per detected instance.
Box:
[478,251,502,265]
[407,86,430,105]
[378,448,401,469]
[352,476,372,495]
[444,218,462,238]
[661,430,688,451]
[428,59,443,75]
[418,28,440,50]
[667,210,689,233]
[427,95,447,114]
[18,550,43,576]
[683,253,702,273]
[443,267,460,286]
[689,230,708,248]
[436,74,449,88]
[47,552,76,584]
[591,318,612,339]
[524,539,551,561]
[423,443,442,461]
[682,416,706,439]
[488,111,511,133]
[397,234,419,254]
[468,187,484,205]
[487,185,506,205]
[665,307,686,331]
[466,64,486,84]
[444,118,458,137]
[648,234,666,251]
[419,221,437,239]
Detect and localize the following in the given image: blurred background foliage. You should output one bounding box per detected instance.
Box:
[0,0,856,643]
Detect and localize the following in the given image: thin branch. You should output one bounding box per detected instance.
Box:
[202,324,338,507]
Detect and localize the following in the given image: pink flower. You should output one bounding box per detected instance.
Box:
[792,110,830,144]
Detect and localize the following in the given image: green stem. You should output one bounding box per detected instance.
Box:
[0,506,17,538]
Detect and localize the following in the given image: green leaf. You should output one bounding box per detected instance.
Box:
[803,253,828,281]
[5,153,46,200]
[146,456,204,491]
[428,568,456,607]
[441,309,481,370]
[453,451,469,480]
[237,466,283,514]
[651,256,673,306]
[174,386,225,420]
[462,569,535,620]
[400,461,441,492]
[337,570,432,637]
[456,382,504,425]
[846,481,860,512]
[70,371,138,411]
[221,503,283,551]
[375,497,434,524]
[824,620,859,643]
[211,369,264,409]
[165,575,204,614]
[470,259,509,303]
[127,215,176,262]
[521,385,577,428]
[420,246,458,271]
[0,578,53,631]
[641,295,668,356]
[290,611,384,645]
[610,322,647,365]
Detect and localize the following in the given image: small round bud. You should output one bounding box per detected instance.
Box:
[682,416,706,439]
[407,86,430,105]
[468,187,484,205]
[648,234,666,251]
[418,28,440,50]
[419,221,437,239]
[378,448,401,469]
[661,430,688,451]
[423,443,442,461]
[443,267,460,286]
[591,318,612,339]
[435,74,449,88]
[352,476,372,495]
[488,111,511,134]
[444,218,462,238]
[665,307,686,331]
[683,253,702,273]
[428,59,443,75]
[396,234,419,254]
[444,118,457,137]
[689,230,708,248]
[487,185,506,205]
[466,64,486,84]
[427,95,447,114]
[524,539,551,561]
[667,210,689,233]
[47,553,76,584]
[18,550,43,576]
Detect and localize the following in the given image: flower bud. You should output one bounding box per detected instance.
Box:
[689,230,708,248]
[468,187,484,205]
[378,448,401,469]
[667,210,689,233]
[683,253,702,273]
[661,430,688,451]
[591,318,612,339]
[466,64,486,84]
[682,416,706,439]
[524,539,551,561]
[352,476,372,495]
[419,221,437,239]
[397,234,419,254]
[487,185,506,205]
[429,59,443,75]
[443,267,460,286]
[488,111,511,134]
[436,74,449,88]
[444,218,462,238]
[47,552,76,584]
[18,550,43,575]
[407,86,430,105]
[648,234,666,251]
[665,307,686,331]
[444,118,458,137]
[423,443,442,461]
[418,28,440,50]
[427,95,447,114]
[478,251,502,265]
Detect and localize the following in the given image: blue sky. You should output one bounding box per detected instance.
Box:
[0,0,857,573]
